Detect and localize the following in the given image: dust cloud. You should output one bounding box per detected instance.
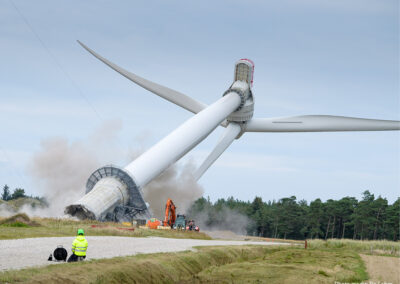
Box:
[7,120,203,219]
[189,206,252,235]
[23,120,123,217]
[27,138,100,217]
[143,161,204,219]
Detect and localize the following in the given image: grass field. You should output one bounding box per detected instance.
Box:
[308,238,400,257]
[0,245,368,284]
[1,214,398,283]
[0,214,211,240]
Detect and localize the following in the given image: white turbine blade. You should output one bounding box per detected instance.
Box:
[245,115,400,132]
[77,40,207,114]
[194,123,241,181]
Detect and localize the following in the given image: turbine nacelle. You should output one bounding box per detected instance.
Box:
[223,59,256,126]
[234,59,255,88]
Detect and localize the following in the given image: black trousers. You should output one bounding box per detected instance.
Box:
[67,253,86,262]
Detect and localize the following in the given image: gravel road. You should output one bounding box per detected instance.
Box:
[0,236,286,271]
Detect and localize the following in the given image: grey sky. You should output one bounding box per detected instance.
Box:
[0,0,399,203]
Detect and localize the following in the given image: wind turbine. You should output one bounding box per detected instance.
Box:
[65,41,400,221]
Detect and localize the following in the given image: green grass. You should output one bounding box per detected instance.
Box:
[308,239,400,257]
[0,215,211,240]
[194,246,368,284]
[318,270,329,276]
[0,245,368,284]
[0,221,30,228]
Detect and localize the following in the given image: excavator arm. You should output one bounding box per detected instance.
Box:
[163,199,176,227]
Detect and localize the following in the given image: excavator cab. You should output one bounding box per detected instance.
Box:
[174,214,186,230]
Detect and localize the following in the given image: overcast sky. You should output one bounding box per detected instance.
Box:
[0,0,399,203]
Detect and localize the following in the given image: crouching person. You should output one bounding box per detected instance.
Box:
[67,228,88,262]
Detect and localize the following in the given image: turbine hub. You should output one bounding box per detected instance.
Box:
[223,81,254,123]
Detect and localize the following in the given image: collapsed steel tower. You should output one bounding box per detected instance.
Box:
[65,165,150,221]
[65,41,400,221]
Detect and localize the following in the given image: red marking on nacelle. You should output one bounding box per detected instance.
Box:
[240,58,255,67]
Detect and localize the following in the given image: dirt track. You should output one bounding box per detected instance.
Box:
[0,236,286,271]
[361,254,400,284]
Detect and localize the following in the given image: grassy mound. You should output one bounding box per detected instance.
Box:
[6,197,47,211]
[0,245,368,283]
[0,213,40,227]
[0,197,47,217]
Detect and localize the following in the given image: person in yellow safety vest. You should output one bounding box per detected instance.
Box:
[67,228,88,262]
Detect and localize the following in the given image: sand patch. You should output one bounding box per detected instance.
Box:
[361,254,400,284]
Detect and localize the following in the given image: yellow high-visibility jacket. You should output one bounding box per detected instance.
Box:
[72,235,88,256]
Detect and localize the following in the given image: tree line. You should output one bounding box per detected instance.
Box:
[2,183,398,241]
[188,190,399,241]
[1,184,44,202]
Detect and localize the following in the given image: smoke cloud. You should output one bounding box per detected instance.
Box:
[0,202,14,217]
[143,161,204,219]
[21,120,124,217]
[5,120,203,219]
[27,137,100,217]
[192,206,252,235]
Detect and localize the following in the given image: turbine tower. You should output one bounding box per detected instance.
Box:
[65,41,400,221]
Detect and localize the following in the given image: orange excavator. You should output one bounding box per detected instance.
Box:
[163,198,176,227]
